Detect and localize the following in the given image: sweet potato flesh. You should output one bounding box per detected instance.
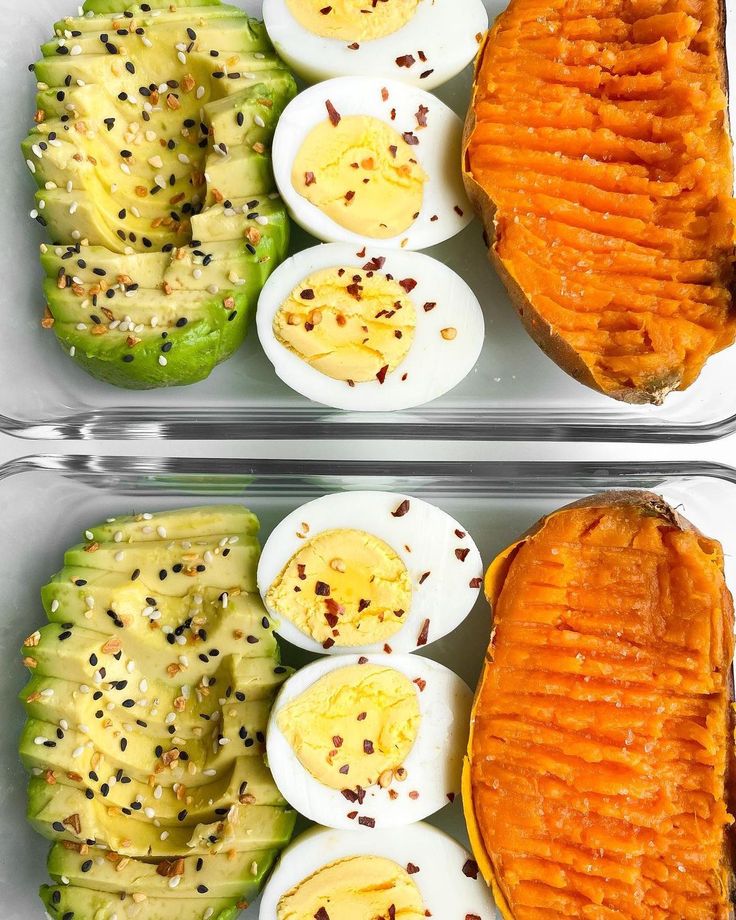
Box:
[466,0,736,402]
[470,503,734,919]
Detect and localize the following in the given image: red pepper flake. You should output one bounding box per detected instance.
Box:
[383,644,392,654]
[363,739,374,754]
[315,580,331,596]
[347,41,359,49]
[388,144,398,158]
[346,282,362,300]
[342,787,359,803]
[356,246,366,258]
[347,810,358,819]
[381,87,389,101]
[324,612,339,628]
[300,288,315,300]
[315,909,330,920]
[408,790,419,800]
[320,5,332,13]
[419,571,431,585]
[332,735,343,748]
[358,816,375,828]
[357,711,367,721]
[469,577,482,589]
[322,638,335,649]
[447,791,456,803]
[423,302,436,312]
[394,330,402,339]
[454,205,465,216]
[376,365,389,385]
[420,69,434,80]
[305,322,314,332]
[395,53,416,68]
[363,255,385,272]
[358,598,371,612]
[463,859,480,879]
[394,608,405,618]
[388,907,396,920]
[406,863,420,875]
[345,190,355,202]
[417,619,430,646]
[401,373,408,381]
[402,132,419,146]
[297,563,307,581]
[304,171,316,186]
[339,764,350,775]
[455,528,466,538]
[455,548,470,562]
[325,99,341,126]
[398,278,417,293]
[347,379,355,387]
[358,656,368,664]
[430,214,439,221]
[418,50,427,62]
[390,108,397,121]
[415,104,429,127]
[391,499,410,518]
[356,786,366,804]
[413,677,426,692]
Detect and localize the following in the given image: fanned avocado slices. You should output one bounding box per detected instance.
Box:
[21,504,296,920]
[24,1,296,388]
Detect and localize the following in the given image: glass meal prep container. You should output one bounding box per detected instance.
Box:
[1,454,736,916]
[3,0,735,441]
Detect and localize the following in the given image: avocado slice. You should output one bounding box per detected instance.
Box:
[29,781,294,856]
[21,504,295,917]
[48,842,277,899]
[42,883,243,920]
[25,2,295,388]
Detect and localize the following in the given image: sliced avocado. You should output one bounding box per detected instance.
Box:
[21,503,294,918]
[29,780,294,856]
[22,727,285,817]
[42,884,243,920]
[48,842,276,899]
[25,1,295,388]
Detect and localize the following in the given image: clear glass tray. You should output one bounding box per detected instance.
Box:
[2,455,736,916]
[3,1,735,441]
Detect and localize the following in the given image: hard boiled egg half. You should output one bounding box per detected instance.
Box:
[257,490,483,655]
[262,0,489,91]
[266,654,471,829]
[271,77,471,249]
[256,243,484,410]
[259,823,498,920]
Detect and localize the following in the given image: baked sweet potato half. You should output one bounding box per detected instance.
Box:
[464,0,736,404]
[464,491,735,919]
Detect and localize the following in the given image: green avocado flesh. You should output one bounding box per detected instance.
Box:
[24,2,296,388]
[21,504,296,920]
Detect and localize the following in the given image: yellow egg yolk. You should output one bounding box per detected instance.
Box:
[265,528,412,647]
[276,856,427,920]
[285,0,421,42]
[276,663,420,790]
[292,114,427,239]
[273,265,417,383]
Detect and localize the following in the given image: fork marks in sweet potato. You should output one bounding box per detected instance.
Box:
[471,500,735,919]
[465,0,736,403]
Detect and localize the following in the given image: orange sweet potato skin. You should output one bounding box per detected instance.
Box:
[464,491,735,919]
[464,0,736,405]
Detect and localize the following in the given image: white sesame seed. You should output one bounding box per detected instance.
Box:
[114,531,123,543]
[114,551,124,562]
[71,44,82,55]
[127,660,135,673]
[33,736,48,746]
[69,346,76,357]
[254,115,265,128]
[196,85,205,99]
[51,600,60,613]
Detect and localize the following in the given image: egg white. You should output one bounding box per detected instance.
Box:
[256,243,485,411]
[266,654,471,829]
[262,0,489,90]
[259,822,499,919]
[257,490,483,655]
[271,76,472,249]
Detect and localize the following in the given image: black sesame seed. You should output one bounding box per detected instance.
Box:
[85,788,94,799]
[81,860,92,873]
